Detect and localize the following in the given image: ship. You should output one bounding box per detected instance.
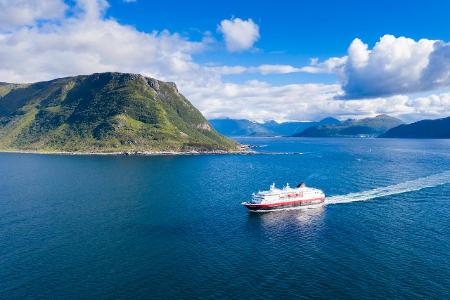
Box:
[242,182,325,212]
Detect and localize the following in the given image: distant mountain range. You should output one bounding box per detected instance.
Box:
[0,73,238,153]
[209,117,340,137]
[210,115,405,138]
[380,116,450,138]
[295,115,404,137]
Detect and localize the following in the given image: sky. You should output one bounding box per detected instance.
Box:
[1,0,450,122]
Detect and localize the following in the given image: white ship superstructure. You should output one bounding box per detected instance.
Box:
[242,182,325,211]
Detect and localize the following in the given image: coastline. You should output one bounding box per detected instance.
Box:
[0,148,304,156]
[0,149,258,156]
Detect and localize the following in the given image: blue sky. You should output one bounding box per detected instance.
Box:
[108,0,450,65]
[1,0,450,122]
[109,0,450,51]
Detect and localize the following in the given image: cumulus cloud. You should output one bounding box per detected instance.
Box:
[0,0,68,31]
[0,0,206,83]
[339,35,450,98]
[218,18,260,52]
[421,41,450,89]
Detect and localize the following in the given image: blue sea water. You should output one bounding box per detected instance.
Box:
[1,138,449,299]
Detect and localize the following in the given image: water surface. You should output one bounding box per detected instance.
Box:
[1,138,449,299]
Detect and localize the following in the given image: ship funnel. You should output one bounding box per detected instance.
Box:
[297,182,306,188]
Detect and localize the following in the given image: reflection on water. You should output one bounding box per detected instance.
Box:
[295,206,325,224]
[247,205,325,229]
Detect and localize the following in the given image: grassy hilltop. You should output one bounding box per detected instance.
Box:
[0,73,238,153]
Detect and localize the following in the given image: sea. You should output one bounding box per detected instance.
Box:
[1,137,449,299]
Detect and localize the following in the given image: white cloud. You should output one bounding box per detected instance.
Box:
[209,56,347,76]
[284,35,450,99]
[301,56,347,74]
[0,0,206,83]
[189,81,342,122]
[339,35,450,98]
[421,41,450,90]
[190,79,450,123]
[0,0,68,31]
[254,64,301,74]
[210,64,303,75]
[218,18,260,52]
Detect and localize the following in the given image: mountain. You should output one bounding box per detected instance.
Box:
[209,117,338,137]
[295,115,403,137]
[208,118,272,136]
[318,117,341,125]
[380,116,450,138]
[262,120,320,136]
[0,72,238,153]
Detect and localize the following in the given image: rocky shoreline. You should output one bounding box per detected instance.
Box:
[0,149,257,156]
[0,148,304,156]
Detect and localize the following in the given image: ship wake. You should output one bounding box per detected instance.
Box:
[325,170,450,205]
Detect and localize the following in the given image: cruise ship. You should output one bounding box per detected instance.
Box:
[242,182,325,212]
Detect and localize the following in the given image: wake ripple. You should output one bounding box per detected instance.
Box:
[326,170,450,205]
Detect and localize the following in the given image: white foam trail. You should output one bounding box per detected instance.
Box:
[326,170,450,205]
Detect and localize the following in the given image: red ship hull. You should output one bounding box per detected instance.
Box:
[243,197,325,211]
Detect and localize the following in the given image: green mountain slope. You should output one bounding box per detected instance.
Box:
[0,73,238,153]
[295,115,403,137]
